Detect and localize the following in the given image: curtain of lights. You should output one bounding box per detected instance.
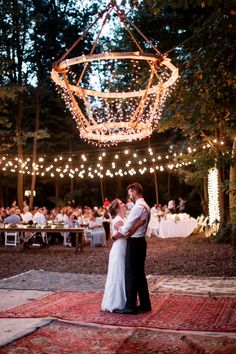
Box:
[208,167,220,224]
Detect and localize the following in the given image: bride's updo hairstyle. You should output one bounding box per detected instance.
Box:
[108,199,120,218]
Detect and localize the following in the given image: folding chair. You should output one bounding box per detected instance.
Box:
[5,232,20,246]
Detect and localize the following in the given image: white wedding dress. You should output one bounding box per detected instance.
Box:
[101,215,127,312]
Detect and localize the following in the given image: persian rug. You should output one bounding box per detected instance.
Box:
[0,292,235,333]
[1,320,236,354]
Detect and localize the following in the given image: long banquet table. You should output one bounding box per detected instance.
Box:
[0,227,85,254]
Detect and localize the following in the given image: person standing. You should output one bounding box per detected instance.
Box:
[101,199,145,313]
[103,197,111,208]
[113,183,151,315]
[177,196,186,213]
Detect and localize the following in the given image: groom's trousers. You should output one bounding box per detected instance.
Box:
[125,236,151,310]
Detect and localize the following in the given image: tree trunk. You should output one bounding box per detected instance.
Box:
[229,135,236,249]
[0,178,4,207]
[100,178,104,205]
[29,90,40,209]
[55,179,61,207]
[153,170,159,204]
[167,171,171,197]
[16,91,24,209]
[116,176,121,197]
[12,0,25,210]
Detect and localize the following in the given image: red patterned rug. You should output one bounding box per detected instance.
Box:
[1,320,236,354]
[0,292,235,333]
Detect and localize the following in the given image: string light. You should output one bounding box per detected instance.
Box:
[0,140,227,180]
[208,167,220,224]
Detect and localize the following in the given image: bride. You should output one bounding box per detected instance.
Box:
[101,199,144,312]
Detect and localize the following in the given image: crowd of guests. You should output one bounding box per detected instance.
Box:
[0,195,186,246]
[0,199,114,247]
[150,196,186,217]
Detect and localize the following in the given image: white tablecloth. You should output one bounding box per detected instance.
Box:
[158,218,197,238]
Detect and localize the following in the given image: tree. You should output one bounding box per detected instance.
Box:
[0,0,97,208]
[134,0,236,244]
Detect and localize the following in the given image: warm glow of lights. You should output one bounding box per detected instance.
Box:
[208,167,220,224]
[0,139,229,181]
[51,2,178,146]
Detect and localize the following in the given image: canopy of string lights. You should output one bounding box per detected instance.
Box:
[0,140,226,180]
[51,1,179,146]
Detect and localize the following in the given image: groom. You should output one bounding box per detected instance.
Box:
[113,182,151,314]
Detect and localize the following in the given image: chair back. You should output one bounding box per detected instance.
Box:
[5,232,19,246]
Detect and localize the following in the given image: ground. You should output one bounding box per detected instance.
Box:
[0,234,235,279]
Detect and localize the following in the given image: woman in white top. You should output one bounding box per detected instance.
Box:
[101,199,144,312]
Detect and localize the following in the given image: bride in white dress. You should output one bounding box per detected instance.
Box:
[101,199,144,312]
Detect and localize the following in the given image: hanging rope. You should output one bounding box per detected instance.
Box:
[57,2,113,64]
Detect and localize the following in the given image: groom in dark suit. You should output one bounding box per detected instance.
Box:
[113,182,151,314]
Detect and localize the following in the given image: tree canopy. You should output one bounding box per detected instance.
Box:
[0,0,235,228]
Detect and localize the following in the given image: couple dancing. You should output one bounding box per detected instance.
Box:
[101,183,151,315]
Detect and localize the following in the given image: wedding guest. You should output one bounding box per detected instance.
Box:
[33,207,47,225]
[88,211,106,247]
[21,206,33,223]
[0,209,7,222]
[102,207,111,240]
[3,208,21,225]
[167,199,176,214]
[177,196,186,213]
[103,197,111,208]
[15,208,23,221]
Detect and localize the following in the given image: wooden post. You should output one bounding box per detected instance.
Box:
[153,169,159,205]
[100,177,104,205]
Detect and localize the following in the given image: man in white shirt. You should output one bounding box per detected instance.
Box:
[21,206,33,223]
[113,183,151,315]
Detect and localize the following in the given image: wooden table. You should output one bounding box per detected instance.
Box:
[0,227,85,254]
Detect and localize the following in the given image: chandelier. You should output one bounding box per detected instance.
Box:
[51,1,179,146]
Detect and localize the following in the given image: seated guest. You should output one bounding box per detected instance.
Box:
[3,208,21,225]
[151,203,164,216]
[83,207,91,224]
[88,211,106,247]
[21,206,33,223]
[33,207,47,225]
[0,208,7,222]
[15,208,23,221]
[65,212,77,247]
[74,208,83,225]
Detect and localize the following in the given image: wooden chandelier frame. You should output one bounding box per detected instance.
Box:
[51,0,179,145]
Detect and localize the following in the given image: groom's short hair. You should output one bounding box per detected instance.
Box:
[127,183,143,195]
